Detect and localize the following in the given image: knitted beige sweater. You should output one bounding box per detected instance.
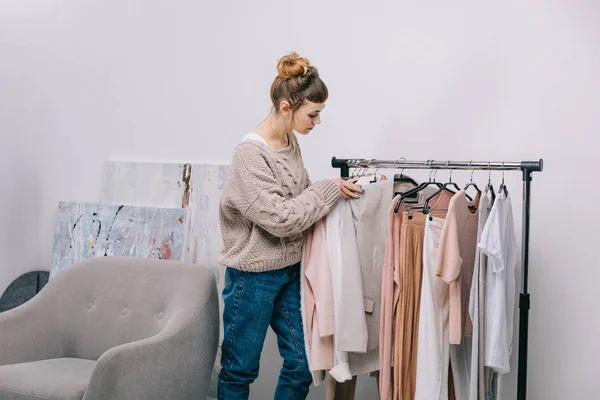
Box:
[218,138,340,272]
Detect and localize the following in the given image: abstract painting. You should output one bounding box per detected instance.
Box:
[50,202,188,278]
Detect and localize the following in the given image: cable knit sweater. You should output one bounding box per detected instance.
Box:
[218,136,341,272]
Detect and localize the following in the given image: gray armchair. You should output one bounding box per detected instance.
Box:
[0,257,219,400]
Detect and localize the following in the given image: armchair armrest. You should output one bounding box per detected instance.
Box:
[82,286,219,400]
[0,289,63,366]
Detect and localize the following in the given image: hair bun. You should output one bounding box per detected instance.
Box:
[277,52,311,80]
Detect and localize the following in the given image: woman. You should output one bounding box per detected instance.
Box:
[217,52,363,399]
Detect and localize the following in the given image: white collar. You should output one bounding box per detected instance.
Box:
[240,132,268,145]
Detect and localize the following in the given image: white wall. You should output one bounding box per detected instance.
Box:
[1,0,598,398]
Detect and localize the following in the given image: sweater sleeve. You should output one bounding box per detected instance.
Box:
[226,145,340,238]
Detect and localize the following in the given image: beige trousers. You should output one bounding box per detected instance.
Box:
[393,212,426,400]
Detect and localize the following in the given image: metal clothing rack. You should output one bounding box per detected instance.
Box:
[331,157,544,400]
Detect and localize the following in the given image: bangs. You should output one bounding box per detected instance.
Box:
[305,77,329,104]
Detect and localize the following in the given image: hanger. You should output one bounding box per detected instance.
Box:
[394,172,419,186]
[405,168,455,219]
[352,162,365,179]
[393,167,419,197]
[423,161,472,215]
[393,157,419,186]
[357,160,378,184]
[370,166,380,183]
[353,160,367,179]
[394,160,442,213]
[498,163,509,196]
[464,161,482,196]
[367,160,380,183]
[348,159,358,179]
[485,161,496,208]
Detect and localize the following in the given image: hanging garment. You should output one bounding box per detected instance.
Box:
[379,188,449,400]
[326,199,368,383]
[324,177,393,400]
[449,338,472,400]
[394,212,426,400]
[379,196,404,400]
[380,191,451,399]
[485,369,499,399]
[448,363,456,400]
[414,216,449,400]
[479,191,517,375]
[467,192,492,400]
[435,189,481,398]
[345,178,394,377]
[301,229,325,386]
[435,189,481,345]
[303,219,335,373]
[394,191,453,400]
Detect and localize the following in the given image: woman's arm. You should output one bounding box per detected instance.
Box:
[223,145,340,237]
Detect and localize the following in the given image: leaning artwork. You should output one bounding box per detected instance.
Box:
[50,202,188,278]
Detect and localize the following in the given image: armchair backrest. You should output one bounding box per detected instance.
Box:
[45,257,215,360]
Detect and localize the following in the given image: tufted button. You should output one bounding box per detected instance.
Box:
[157,312,164,320]
[86,302,93,310]
[121,308,128,315]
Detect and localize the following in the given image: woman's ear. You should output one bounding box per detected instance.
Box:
[279,100,291,119]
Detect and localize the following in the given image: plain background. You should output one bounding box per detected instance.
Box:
[1,0,598,398]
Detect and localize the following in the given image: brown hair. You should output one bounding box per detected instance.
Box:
[270,52,329,153]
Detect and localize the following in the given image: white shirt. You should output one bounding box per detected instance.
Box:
[415,216,450,400]
[240,132,268,145]
[468,191,492,399]
[478,191,517,374]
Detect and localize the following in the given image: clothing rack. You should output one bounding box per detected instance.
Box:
[331,156,544,400]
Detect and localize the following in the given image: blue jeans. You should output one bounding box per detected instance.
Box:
[218,263,312,400]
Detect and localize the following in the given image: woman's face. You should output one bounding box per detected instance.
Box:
[292,100,325,135]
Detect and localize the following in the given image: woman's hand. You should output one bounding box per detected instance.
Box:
[333,177,364,199]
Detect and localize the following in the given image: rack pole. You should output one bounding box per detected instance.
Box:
[517,168,533,400]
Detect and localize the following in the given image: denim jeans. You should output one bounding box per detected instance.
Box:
[218,263,312,400]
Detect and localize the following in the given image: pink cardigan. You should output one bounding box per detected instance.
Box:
[304,218,335,372]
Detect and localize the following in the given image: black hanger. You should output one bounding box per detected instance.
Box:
[393,167,419,197]
[423,166,472,215]
[393,158,419,187]
[394,161,443,213]
[393,166,419,186]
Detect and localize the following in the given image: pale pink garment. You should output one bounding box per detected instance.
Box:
[305,218,335,371]
[435,190,481,345]
[379,195,403,400]
[379,191,454,400]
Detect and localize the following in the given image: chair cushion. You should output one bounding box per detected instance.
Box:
[0,358,96,400]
